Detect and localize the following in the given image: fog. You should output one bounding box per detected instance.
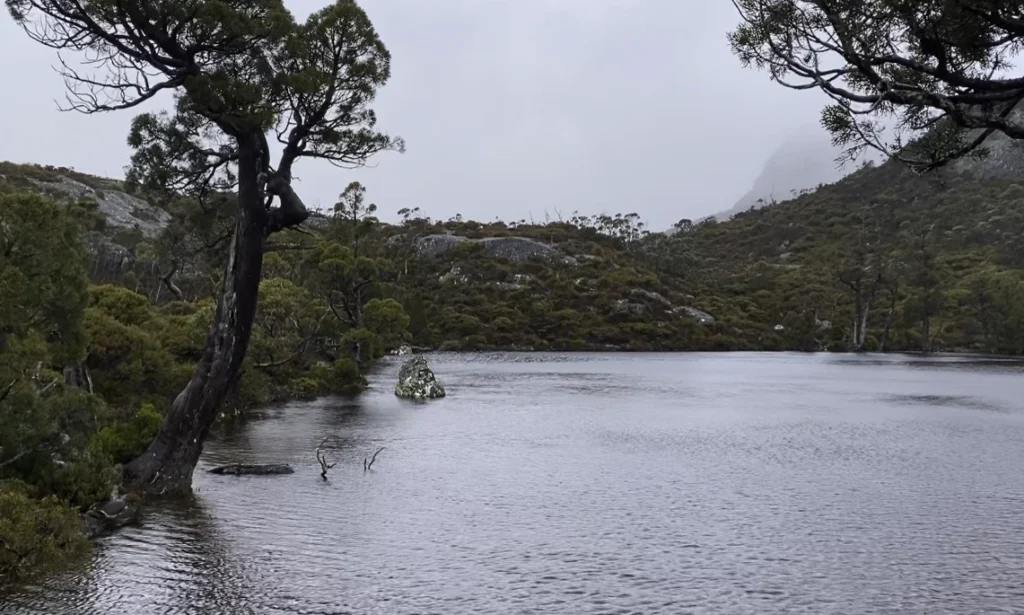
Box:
[0,0,840,229]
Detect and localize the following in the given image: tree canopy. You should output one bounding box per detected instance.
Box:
[5,0,404,494]
[8,0,403,224]
[728,0,1024,171]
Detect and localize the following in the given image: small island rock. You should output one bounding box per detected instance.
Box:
[82,496,139,538]
[395,356,446,400]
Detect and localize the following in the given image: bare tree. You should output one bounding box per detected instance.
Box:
[315,437,338,481]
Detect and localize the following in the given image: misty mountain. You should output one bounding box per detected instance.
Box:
[710,135,853,222]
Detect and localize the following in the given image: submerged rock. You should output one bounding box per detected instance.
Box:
[208,463,295,475]
[395,356,446,400]
[82,496,139,538]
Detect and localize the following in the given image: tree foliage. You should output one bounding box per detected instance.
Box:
[729,0,1024,171]
[6,0,404,494]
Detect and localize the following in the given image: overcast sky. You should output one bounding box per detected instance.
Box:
[0,0,837,229]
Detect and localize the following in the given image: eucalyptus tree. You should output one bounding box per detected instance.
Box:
[729,0,1024,171]
[7,0,403,493]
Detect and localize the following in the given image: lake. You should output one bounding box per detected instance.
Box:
[4,352,1024,614]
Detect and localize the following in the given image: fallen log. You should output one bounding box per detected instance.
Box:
[208,463,295,475]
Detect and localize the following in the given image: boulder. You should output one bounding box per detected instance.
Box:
[439,265,469,285]
[674,306,716,325]
[208,463,295,475]
[629,288,672,307]
[390,345,413,356]
[395,356,446,400]
[82,496,139,538]
[614,299,646,315]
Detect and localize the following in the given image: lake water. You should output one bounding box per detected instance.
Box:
[4,352,1024,614]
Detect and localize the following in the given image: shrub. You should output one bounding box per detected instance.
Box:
[0,488,90,582]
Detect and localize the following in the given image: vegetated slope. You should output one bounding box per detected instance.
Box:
[0,160,727,352]
[686,157,1024,353]
[6,156,1024,355]
[383,220,717,352]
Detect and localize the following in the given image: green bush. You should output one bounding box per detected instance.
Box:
[288,377,321,400]
[0,488,90,582]
[92,404,163,465]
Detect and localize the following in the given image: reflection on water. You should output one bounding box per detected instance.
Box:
[4,352,1024,614]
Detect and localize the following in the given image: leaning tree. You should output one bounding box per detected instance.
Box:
[728,0,1024,171]
[6,0,403,494]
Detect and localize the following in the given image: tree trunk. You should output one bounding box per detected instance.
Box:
[855,303,869,351]
[879,307,893,352]
[878,288,897,352]
[160,259,185,302]
[851,292,865,351]
[62,363,93,394]
[123,137,268,495]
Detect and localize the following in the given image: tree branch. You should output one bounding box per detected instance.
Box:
[0,379,18,404]
[364,446,385,471]
[0,449,32,470]
[315,437,338,480]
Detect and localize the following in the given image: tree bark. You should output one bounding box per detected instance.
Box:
[160,259,185,302]
[856,301,871,351]
[123,136,268,495]
[62,363,93,394]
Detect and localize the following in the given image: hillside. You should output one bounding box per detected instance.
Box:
[4,155,1024,356]
[686,157,1024,353]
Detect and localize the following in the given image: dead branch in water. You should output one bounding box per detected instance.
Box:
[315,437,337,480]
[364,447,385,472]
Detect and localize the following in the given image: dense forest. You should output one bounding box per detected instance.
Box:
[6,142,1024,579]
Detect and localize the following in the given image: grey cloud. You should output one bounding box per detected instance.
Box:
[0,0,834,229]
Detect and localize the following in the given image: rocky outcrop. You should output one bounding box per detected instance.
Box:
[479,237,577,265]
[395,356,446,400]
[208,463,295,475]
[439,265,469,285]
[674,306,716,325]
[616,288,715,325]
[629,288,672,307]
[614,299,646,315]
[488,273,535,291]
[29,175,172,239]
[416,234,471,257]
[415,234,577,265]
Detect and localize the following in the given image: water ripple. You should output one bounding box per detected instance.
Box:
[4,352,1024,614]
